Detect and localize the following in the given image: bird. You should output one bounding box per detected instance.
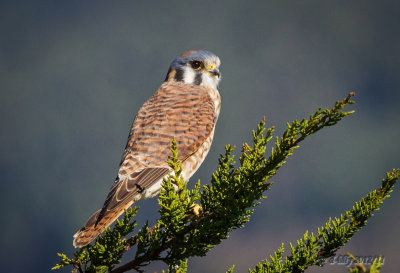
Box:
[73,50,221,248]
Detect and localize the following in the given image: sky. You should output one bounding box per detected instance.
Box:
[0,1,399,272]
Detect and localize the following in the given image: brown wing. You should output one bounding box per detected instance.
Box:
[73,82,217,248]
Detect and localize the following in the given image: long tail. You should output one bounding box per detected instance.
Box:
[73,201,133,248]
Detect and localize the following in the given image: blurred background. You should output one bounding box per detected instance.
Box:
[1,1,399,272]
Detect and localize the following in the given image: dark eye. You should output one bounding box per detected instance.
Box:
[191,60,202,70]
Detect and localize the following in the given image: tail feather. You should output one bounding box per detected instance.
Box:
[73,201,133,248]
[73,168,170,248]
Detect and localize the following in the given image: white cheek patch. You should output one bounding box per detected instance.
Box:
[183,67,196,85]
[201,73,220,90]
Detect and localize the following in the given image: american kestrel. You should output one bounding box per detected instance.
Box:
[73,50,221,248]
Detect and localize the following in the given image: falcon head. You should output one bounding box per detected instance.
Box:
[165,50,221,90]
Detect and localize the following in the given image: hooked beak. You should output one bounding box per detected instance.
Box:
[208,68,220,78]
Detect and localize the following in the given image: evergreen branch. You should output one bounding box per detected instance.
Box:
[292,91,355,146]
[260,92,355,179]
[248,169,399,273]
[110,93,356,272]
[52,93,389,273]
[52,207,139,272]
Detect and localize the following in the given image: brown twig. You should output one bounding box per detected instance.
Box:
[111,212,212,273]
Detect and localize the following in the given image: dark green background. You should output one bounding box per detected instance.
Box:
[1,1,399,272]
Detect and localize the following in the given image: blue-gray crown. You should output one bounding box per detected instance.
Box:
[170,50,219,69]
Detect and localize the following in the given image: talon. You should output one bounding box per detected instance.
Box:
[192,204,203,216]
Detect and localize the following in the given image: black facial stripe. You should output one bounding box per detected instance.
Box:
[194,73,202,85]
[174,68,184,82]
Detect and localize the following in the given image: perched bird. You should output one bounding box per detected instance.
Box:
[73,50,221,248]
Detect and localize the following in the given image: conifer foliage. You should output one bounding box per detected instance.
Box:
[53,93,399,273]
